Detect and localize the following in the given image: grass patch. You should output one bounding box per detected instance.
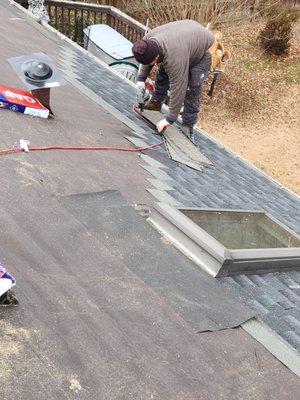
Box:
[270,74,300,85]
[247,38,257,47]
[243,59,257,70]
[243,57,300,83]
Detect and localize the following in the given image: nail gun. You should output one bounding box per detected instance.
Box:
[137,78,155,111]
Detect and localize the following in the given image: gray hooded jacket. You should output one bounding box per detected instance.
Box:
[138,20,214,123]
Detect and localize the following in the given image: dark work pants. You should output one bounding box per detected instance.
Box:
[153,52,211,126]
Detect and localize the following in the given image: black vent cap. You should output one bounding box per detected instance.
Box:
[23,61,53,81]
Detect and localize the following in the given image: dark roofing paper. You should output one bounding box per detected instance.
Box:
[59,190,255,332]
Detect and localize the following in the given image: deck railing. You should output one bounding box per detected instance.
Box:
[42,0,146,45]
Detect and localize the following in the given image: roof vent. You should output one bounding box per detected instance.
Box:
[23,61,53,82]
[150,203,300,277]
[7,52,67,112]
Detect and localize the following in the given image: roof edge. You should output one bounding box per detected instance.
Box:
[242,318,300,377]
[195,125,300,201]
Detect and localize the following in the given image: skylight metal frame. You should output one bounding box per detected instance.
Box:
[150,203,300,277]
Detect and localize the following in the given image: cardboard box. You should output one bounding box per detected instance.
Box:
[0,84,49,118]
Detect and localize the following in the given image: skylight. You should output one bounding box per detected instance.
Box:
[150,204,300,277]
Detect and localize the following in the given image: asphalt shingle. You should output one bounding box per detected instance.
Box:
[57,45,300,353]
[1,1,300,396]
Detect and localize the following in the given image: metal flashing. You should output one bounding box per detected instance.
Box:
[242,318,300,377]
[150,203,300,277]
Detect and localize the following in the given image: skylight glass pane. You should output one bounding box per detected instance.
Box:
[181,210,300,249]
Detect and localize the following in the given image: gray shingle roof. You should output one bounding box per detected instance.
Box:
[1,1,300,395]
[58,45,300,352]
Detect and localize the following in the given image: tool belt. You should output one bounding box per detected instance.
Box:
[208,32,231,97]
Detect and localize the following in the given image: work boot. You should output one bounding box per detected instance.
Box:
[179,125,195,144]
[0,290,19,306]
[143,98,162,111]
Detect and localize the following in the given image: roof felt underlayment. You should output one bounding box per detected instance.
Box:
[58,189,254,332]
[54,18,300,355]
[0,1,300,398]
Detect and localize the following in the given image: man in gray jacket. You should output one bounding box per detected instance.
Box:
[132,20,214,141]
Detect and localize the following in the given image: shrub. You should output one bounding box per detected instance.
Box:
[122,0,255,27]
[258,5,298,55]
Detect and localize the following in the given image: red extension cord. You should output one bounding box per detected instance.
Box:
[0,105,163,156]
[0,142,164,157]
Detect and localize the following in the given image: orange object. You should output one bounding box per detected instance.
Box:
[0,83,49,118]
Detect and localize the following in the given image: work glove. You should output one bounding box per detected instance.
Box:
[136,81,147,105]
[156,118,170,133]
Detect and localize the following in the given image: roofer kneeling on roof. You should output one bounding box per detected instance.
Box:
[132,20,214,141]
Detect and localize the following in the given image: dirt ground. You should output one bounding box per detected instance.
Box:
[199,20,300,195]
